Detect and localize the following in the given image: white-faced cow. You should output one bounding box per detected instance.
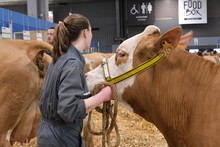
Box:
[86,25,220,146]
[82,52,114,147]
[0,40,52,147]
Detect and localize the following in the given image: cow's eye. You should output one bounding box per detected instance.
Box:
[115,51,129,66]
[119,52,126,57]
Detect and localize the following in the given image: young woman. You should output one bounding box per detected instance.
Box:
[37,13,113,147]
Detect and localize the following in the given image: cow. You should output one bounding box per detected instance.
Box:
[2,44,112,147]
[86,25,220,146]
[0,40,52,147]
[203,55,220,64]
[83,52,114,73]
[81,52,113,147]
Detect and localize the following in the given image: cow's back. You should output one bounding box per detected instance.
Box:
[83,52,114,73]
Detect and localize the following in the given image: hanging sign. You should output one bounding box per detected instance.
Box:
[178,0,207,24]
[2,27,11,40]
[127,0,155,26]
[23,31,30,40]
[36,32,43,41]
[48,11,54,22]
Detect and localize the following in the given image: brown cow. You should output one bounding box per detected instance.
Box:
[86,25,220,146]
[0,40,52,147]
[203,55,220,64]
[6,47,112,146]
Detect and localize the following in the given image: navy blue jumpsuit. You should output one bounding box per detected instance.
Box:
[37,45,90,147]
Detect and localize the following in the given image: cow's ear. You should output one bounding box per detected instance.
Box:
[159,27,182,53]
[178,31,193,50]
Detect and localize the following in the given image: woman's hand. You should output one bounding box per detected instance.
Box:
[99,86,113,102]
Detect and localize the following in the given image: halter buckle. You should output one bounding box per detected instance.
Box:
[102,58,111,81]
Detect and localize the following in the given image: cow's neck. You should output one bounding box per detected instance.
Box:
[121,49,220,146]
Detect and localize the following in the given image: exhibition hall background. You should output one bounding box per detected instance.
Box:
[1,0,220,52]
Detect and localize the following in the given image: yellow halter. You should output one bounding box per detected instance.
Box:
[101,40,173,84]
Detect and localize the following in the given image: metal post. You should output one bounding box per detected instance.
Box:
[27,0,37,18]
[38,0,49,21]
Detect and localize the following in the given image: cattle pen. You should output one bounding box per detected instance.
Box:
[13,105,167,147]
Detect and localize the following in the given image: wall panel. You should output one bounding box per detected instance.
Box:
[49,0,116,53]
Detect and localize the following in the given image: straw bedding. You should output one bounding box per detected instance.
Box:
[13,105,167,147]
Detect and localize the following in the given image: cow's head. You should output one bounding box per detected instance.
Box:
[86,26,183,110]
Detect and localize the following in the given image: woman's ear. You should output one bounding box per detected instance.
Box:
[82,29,91,38]
[83,29,88,38]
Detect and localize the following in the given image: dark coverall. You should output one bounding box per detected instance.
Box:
[37,45,90,147]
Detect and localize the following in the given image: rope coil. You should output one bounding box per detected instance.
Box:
[87,82,120,147]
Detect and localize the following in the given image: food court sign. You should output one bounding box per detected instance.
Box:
[178,0,207,24]
[127,0,155,26]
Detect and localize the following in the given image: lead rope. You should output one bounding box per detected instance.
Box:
[87,82,120,147]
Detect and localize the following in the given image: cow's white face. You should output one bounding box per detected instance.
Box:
[86,25,160,110]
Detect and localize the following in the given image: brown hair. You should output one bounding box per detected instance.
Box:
[48,26,55,30]
[52,13,90,63]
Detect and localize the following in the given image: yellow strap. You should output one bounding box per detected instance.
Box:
[107,53,165,84]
